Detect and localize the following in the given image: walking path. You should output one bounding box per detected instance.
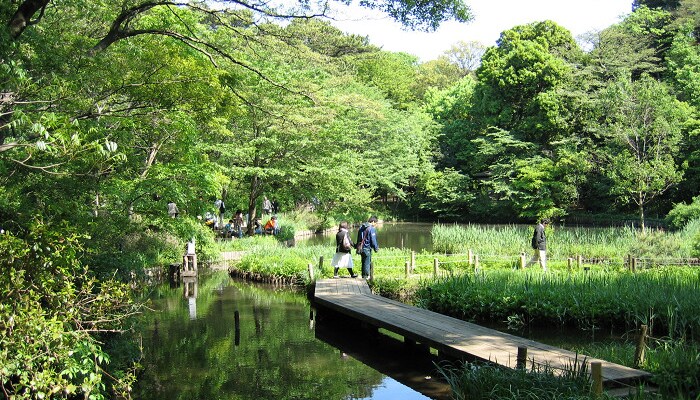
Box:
[314,278,652,392]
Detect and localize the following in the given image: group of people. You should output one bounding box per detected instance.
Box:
[170,196,281,237]
[330,216,379,279]
[329,216,549,279]
[221,213,279,237]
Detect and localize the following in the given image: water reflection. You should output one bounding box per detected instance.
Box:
[135,272,447,400]
[183,276,198,320]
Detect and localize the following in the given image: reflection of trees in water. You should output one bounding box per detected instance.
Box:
[135,273,383,400]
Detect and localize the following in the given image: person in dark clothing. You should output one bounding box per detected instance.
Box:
[331,221,357,278]
[356,216,379,279]
[525,218,549,271]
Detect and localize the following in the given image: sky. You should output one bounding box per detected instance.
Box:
[328,0,634,62]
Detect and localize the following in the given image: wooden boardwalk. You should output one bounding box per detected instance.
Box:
[314,278,651,390]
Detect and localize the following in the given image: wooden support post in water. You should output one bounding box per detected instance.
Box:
[433,258,439,278]
[234,310,240,346]
[519,252,526,269]
[591,362,603,396]
[516,346,528,370]
[411,251,416,272]
[405,261,410,278]
[634,324,648,368]
[308,263,314,281]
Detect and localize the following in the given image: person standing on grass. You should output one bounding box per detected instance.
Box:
[331,221,358,278]
[356,216,379,279]
[525,218,549,271]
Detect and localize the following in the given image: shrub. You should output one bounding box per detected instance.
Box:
[666,196,700,230]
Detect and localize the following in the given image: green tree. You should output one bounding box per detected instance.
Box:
[473,20,583,145]
[597,74,691,230]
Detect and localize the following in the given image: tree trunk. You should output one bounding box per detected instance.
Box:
[247,175,261,235]
[639,202,646,234]
[8,0,50,39]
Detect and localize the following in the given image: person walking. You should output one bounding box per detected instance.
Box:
[262,196,272,215]
[525,218,549,271]
[331,221,358,278]
[167,200,178,218]
[233,210,245,238]
[356,216,379,279]
[214,198,225,227]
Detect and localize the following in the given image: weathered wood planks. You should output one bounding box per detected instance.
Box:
[314,278,652,387]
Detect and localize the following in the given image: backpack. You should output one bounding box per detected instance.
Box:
[356,226,369,254]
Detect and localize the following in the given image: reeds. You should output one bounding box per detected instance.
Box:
[430,224,687,261]
[415,268,700,340]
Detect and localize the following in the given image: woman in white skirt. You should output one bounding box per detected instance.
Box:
[331,221,358,278]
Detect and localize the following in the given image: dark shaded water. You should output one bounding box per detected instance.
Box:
[301,222,434,252]
[134,272,451,400]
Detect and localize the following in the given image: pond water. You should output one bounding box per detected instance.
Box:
[301,222,435,252]
[134,272,452,400]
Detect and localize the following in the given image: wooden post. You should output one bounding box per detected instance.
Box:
[405,261,410,278]
[577,255,583,269]
[591,362,603,396]
[318,255,324,271]
[516,346,527,370]
[567,258,573,273]
[307,263,314,281]
[433,258,439,278]
[633,324,648,368]
[234,310,240,346]
[631,257,637,273]
[411,251,416,272]
[627,254,632,271]
[474,255,480,272]
[468,249,474,265]
[519,252,526,269]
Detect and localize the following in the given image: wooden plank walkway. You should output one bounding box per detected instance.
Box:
[314,278,652,388]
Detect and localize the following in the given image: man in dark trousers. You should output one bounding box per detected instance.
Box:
[525,218,549,271]
[356,216,379,279]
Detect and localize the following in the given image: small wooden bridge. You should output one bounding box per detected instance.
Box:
[313,278,652,395]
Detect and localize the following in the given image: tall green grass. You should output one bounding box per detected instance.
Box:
[436,359,612,400]
[415,268,700,340]
[431,224,693,261]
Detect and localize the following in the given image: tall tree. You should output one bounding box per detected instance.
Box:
[597,74,691,230]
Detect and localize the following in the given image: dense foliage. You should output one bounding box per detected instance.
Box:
[4,0,700,397]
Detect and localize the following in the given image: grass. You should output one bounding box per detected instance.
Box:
[414,268,700,340]
[435,359,615,400]
[430,223,697,262]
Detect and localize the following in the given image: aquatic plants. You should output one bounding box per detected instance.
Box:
[415,268,700,340]
[435,359,611,400]
[430,224,692,261]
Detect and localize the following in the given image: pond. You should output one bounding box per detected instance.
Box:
[301,222,435,252]
[134,271,452,400]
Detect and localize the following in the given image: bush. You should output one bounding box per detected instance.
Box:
[666,196,700,230]
[0,225,138,399]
